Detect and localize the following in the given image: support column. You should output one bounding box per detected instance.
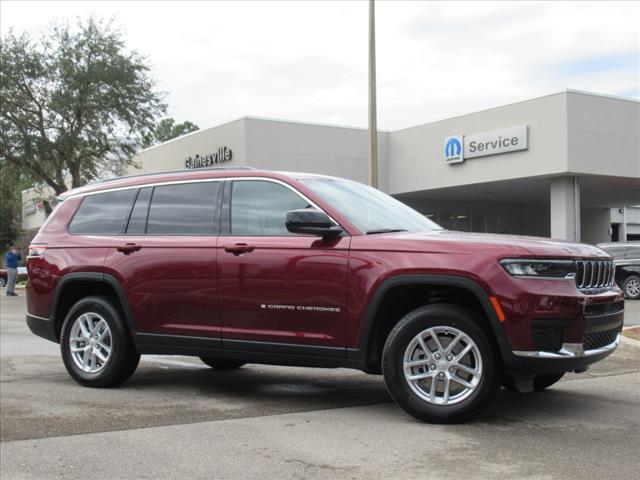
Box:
[550,176,581,241]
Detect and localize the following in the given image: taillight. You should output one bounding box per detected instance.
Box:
[28,244,47,257]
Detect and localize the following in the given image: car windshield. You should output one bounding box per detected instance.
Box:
[300,179,443,234]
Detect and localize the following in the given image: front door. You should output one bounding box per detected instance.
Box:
[217,179,350,350]
[105,181,223,338]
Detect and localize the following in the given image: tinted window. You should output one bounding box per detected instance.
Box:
[69,190,136,235]
[230,180,309,235]
[126,187,152,234]
[146,182,219,235]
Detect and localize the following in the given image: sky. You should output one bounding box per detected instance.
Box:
[1,1,638,131]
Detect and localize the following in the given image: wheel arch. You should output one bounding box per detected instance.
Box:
[352,275,512,372]
[51,273,137,341]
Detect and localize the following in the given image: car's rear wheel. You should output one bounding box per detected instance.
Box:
[60,296,140,387]
[623,275,640,299]
[199,357,246,370]
[382,304,502,423]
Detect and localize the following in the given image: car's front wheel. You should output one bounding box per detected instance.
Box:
[382,304,502,423]
[623,275,640,300]
[60,296,140,387]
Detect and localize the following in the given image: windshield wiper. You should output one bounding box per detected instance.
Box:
[365,228,408,235]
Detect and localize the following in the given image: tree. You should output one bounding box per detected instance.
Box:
[0,17,166,206]
[0,163,32,250]
[143,118,199,148]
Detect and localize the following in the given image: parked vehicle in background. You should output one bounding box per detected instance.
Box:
[0,267,28,288]
[597,242,640,299]
[25,168,625,423]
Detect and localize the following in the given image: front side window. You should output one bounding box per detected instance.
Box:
[230,180,309,236]
[300,179,442,234]
[146,182,220,235]
[69,189,137,235]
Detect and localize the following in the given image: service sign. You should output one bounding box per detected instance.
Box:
[445,126,528,164]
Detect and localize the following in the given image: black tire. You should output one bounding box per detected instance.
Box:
[623,275,640,300]
[199,357,246,370]
[382,304,502,424]
[60,295,140,387]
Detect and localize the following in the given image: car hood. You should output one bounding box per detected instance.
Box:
[355,230,611,259]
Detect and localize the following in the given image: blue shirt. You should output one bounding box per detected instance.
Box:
[5,252,21,269]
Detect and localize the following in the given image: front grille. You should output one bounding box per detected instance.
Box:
[583,327,620,350]
[585,300,624,317]
[575,260,615,292]
[532,327,564,353]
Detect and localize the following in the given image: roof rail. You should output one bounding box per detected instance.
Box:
[87,166,257,186]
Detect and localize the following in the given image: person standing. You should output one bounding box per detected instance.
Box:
[5,245,21,296]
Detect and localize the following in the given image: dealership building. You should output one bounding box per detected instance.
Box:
[22,90,640,243]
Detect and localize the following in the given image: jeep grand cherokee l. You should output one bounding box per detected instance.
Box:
[25,168,625,423]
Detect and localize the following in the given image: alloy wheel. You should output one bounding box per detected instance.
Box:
[403,326,483,406]
[626,278,640,298]
[69,312,113,373]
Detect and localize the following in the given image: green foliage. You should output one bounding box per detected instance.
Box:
[0,16,166,197]
[143,118,199,148]
[0,163,32,250]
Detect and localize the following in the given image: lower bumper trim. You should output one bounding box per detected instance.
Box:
[26,313,58,343]
[513,336,619,359]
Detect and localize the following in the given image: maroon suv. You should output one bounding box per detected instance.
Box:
[26,168,624,423]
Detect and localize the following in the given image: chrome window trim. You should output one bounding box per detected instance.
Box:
[64,176,344,232]
[64,177,224,200]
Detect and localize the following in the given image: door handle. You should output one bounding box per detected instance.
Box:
[116,243,142,255]
[223,243,255,256]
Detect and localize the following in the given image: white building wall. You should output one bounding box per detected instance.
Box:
[386,92,569,196]
[128,118,247,175]
[242,118,385,189]
[567,92,640,178]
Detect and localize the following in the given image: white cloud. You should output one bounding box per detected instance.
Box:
[1,0,638,130]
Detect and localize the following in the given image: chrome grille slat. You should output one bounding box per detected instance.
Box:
[575,260,614,292]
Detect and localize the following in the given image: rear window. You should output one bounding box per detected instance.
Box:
[146,182,220,235]
[69,190,137,235]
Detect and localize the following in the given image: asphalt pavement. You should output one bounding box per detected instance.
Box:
[1,291,639,479]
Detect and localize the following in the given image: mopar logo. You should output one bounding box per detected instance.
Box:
[444,135,464,164]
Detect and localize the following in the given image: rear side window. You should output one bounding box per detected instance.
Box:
[146,182,220,235]
[69,190,137,235]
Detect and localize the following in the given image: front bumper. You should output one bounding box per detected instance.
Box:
[504,304,623,375]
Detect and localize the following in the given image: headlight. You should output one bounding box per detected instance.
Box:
[500,259,576,278]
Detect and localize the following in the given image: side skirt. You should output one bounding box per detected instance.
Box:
[134,333,368,370]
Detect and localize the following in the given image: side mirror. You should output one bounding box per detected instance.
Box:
[286,209,343,239]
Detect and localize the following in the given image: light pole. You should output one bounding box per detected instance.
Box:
[368,0,378,188]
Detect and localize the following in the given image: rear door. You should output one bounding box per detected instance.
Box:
[105,180,223,339]
[217,178,350,351]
